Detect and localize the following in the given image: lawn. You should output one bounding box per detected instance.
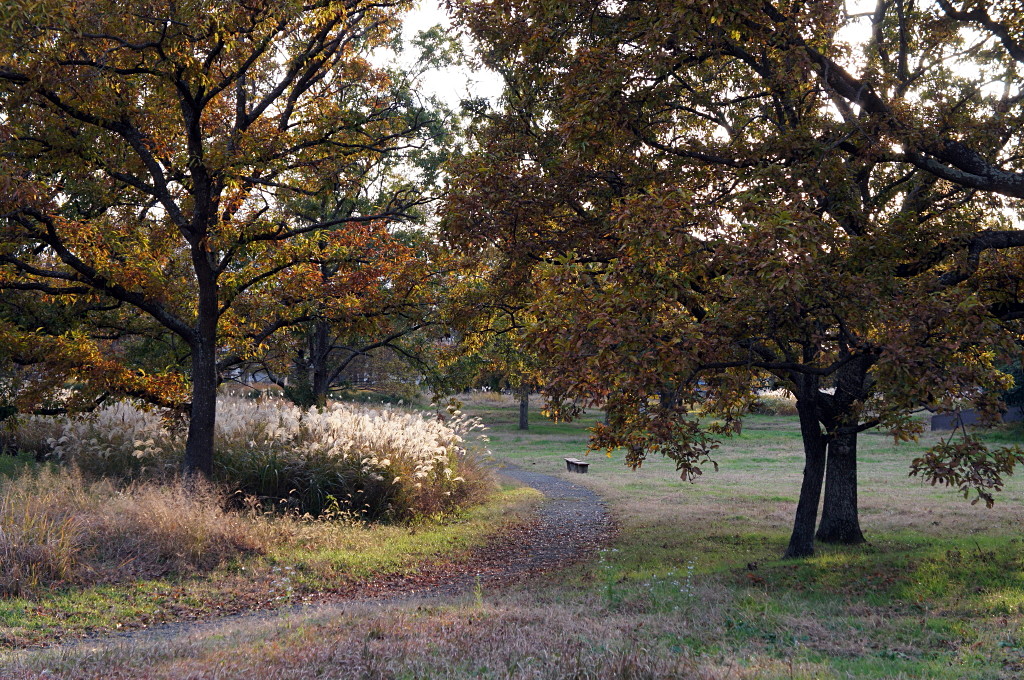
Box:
[3,395,1023,679]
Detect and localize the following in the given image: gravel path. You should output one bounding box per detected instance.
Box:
[18,465,611,653]
[383,463,613,596]
[485,465,611,578]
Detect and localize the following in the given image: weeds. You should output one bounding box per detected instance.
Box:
[0,467,266,596]
[598,548,623,609]
[473,573,484,608]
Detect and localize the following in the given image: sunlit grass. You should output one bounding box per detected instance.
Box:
[0,483,541,647]
[4,402,1023,679]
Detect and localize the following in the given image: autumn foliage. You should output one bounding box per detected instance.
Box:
[0,0,436,474]
[444,0,1024,556]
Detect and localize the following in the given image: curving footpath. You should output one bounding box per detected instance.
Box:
[11,465,611,655]
[387,464,613,597]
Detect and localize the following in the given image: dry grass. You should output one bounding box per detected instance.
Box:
[0,467,266,595]
[2,591,834,680]
[4,409,1023,679]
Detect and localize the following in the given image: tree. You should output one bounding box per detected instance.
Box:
[238,31,469,409]
[237,223,435,407]
[0,286,189,419]
[0,0,436,475]
[469,315,541,430]
[444,0,1024,556]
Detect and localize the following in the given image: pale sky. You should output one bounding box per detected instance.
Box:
[399,0,504,107]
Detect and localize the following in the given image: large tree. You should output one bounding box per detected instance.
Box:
[0,0,437,475]
[444,0,1024,556]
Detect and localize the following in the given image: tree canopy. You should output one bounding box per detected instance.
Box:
[0,0,441,474]
[444,0,1024,556]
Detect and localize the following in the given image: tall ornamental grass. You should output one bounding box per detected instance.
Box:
[748,389,799,416]
[213,397,491,519]
[3,396,492,520]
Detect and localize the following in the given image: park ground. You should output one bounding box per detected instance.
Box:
[2,394,1023,679]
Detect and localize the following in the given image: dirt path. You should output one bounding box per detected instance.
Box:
[13,465,611,655]
[308,464,612,601]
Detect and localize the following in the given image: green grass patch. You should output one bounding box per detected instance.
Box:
[0,452,39,478]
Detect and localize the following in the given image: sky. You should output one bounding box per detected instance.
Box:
[397,0,504,107]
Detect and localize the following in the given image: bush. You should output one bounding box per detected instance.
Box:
[7,402,181,477]
[1,412,65,460]
[213,397,492,520]
[0,467,265,595]
[748,389,799,416]
[6,396,493,521]
[334,388,425,407]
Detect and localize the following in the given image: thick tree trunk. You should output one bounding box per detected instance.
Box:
[518,385,529,430]
[183,325,217,477]
[816,427,866,544]
[659,384,678,410]
[784,393,828,558]
[183,255,219,478]
[309,319,332,407]
[286,322,334,409]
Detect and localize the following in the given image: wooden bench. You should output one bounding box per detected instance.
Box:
[564,457,590,473]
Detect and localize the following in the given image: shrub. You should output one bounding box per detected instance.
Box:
[1,413,64,460]
[212,397,493,520]
[9,402,181,478]
[7,396,494,521]
[748,389,799,416]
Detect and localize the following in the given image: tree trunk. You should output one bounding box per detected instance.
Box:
[784,392,828,558]
[309,320,332,407]
[183,323,217,477]
[815,427,866,544]
[518,385,529,430]
[659,384,678,410]
[182,256,218,478]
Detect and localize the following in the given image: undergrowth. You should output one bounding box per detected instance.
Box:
[0,467,265,597]
[2,396,494,519]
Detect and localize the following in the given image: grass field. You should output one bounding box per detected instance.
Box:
[4,396,1023,679]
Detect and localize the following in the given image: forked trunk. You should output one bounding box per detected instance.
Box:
[816,428,865,544]
[784,395,828,558]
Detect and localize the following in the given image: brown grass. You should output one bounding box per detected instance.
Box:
[0,467,267,595]
[2,591,832,680]
[4,411,1023,679]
